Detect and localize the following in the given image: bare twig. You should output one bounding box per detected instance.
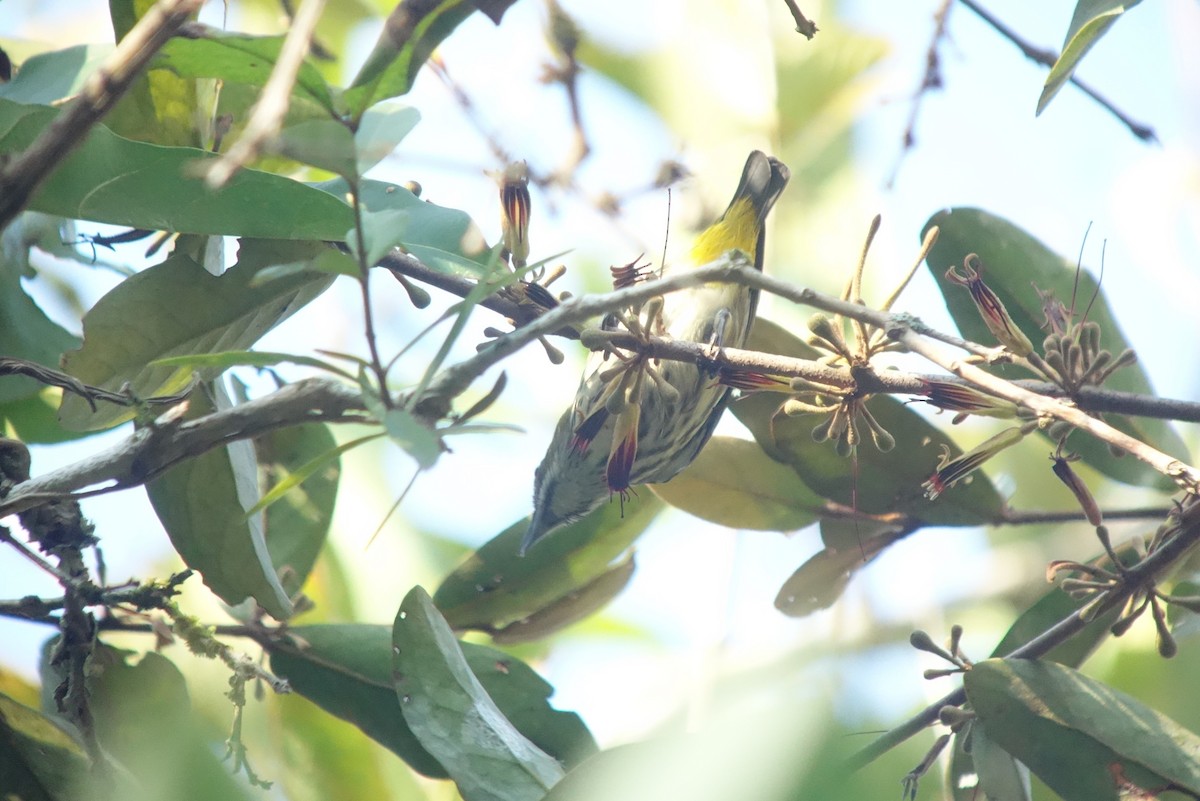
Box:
[3,258,1196,524]
[0,527,77,584]
[889,0,954,187]
[958,0,1156,142]
[203,0,327,187]
[0,357,192,410]
[691,265,1200,488]
[349,182,394,408]
[781,0,819,39]
[542,0,590,181]
[0,0,204,231]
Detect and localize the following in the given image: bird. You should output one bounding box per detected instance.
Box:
[521,150,790,554]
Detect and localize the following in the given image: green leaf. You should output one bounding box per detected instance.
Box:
[318,177,491,272]
[0,255,80,406]
[492,554,636,645]
[924,207,1187,489]
[267,623,596,777]
[952,725,1031,801]
[88,648,255,801]
[150,349,353,380]
[0,391,93,445]
[146,384,293,620]
[59,240,334,430]
[105,0,203,148]
[0,691,92,801]
[0,98,354,238]
[342,0,518,119]
[733,319,1005,525]
[273,684,405,801]
[255,422,343,598]
[268,625,446,777]
[1038,1,1142,114]
[277,119,358,178]
[965,658,1200,801]
[651,435,822,531]
[773,532,887,617]
[355,102,421,175]
[392,587,565,801]
[434,496,663,634]
[382,408,442,469]
[151,30,336,112]
[0,44,112,104]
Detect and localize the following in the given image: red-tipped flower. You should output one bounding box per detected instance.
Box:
[945,255,1034,357]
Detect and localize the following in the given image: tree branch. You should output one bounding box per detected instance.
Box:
[0,379,364,517]
[595,330,1200,423]
[0,0,205,231]
[5,259,1194,530]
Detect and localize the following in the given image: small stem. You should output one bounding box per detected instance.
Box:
[349,179,393,409]
[0,527,78,585]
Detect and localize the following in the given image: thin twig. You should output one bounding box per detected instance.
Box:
[203,0,327,187]
[997,506,1170,525]
[0,527,77,584]
[4,260,1197,524]
[376,249,581,338]
[0,0,205,230]
[958,0,1156,141]
[350,181,394,407]
[699,264,1199,488]
[889,0,954,187]
[780,0,819,39]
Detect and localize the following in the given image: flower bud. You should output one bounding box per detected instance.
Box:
[945,255,1034,356]
[498,161,531,269]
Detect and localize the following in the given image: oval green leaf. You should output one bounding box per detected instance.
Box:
[392,587,565,801]
[1038,1,1143,115]
[145,385,293,620]
[966,658,1200,801]
[87,648,254,801]
[59,240,334,430]
[650,435,822,531]
[492,554,636,645]
[0,251,80,405]
[343,1,518,119]
[267,623,595,777]
[152,31,336,112]
[0,691,93,801]
[0,98,354,239]
[256,421,342,599]
[433,495,662,634]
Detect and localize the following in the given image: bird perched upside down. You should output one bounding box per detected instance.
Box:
[521,150,790,554]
